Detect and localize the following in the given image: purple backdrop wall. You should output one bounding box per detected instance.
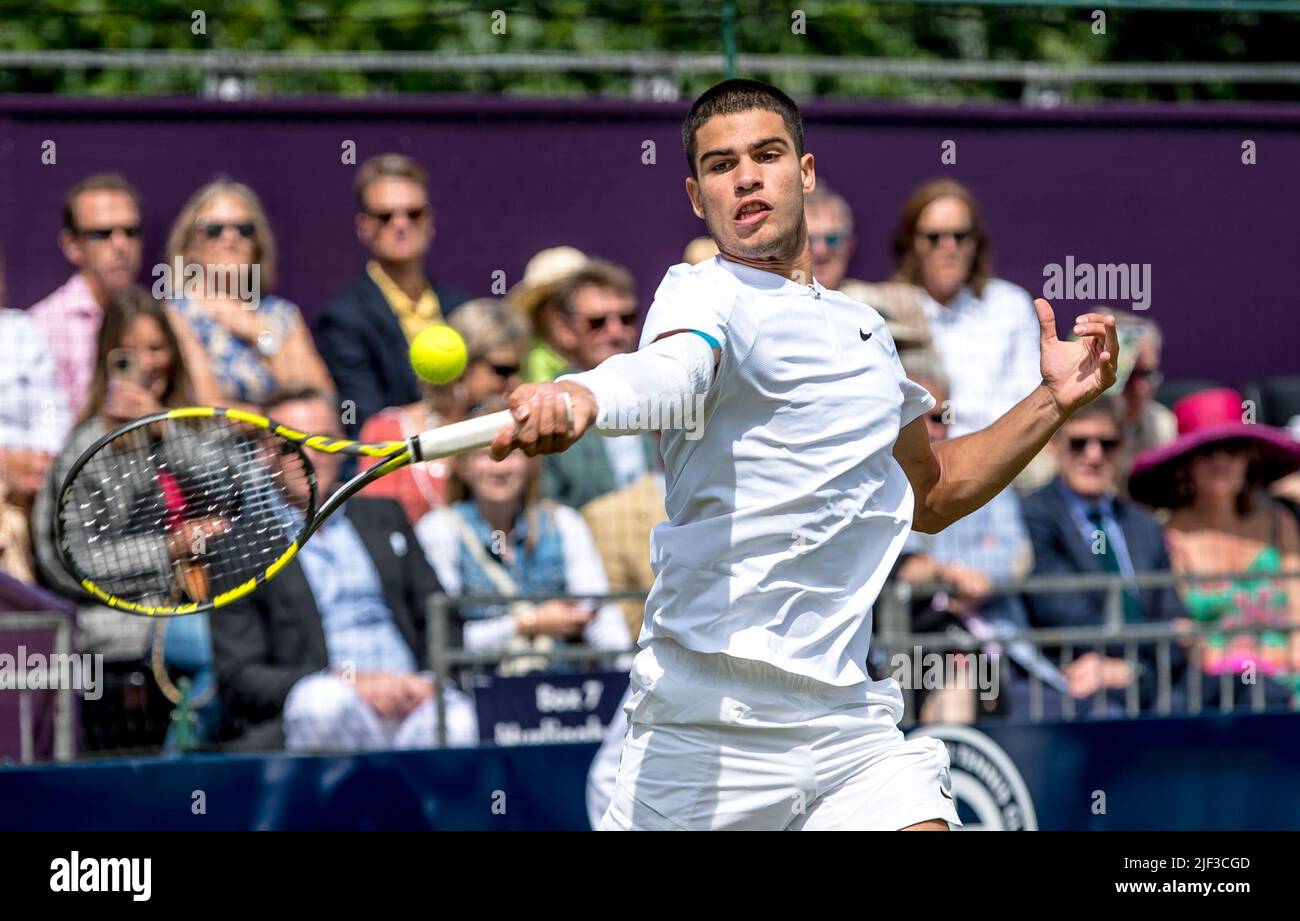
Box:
[1,95,1297,387]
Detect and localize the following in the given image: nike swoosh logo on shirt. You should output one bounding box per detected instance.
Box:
[859,329,872,341]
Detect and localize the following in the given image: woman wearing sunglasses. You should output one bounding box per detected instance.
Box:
[889,180,1047,494]
[163,180,333,411]
[357,298,530,525]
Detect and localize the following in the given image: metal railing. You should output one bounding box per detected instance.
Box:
[426,567,1300,742]
[0,611,77,764]
[878,569,1300,724]
[7,567,1292,759]
[1,49,1296,88]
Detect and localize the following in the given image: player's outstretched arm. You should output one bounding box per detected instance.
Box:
[897,300,1119,533]
[491,331,717,460]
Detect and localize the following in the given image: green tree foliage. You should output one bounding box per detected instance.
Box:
[0,0,1292,100]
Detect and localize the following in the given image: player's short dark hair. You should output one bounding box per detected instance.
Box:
[681,79,804,180]
[62,173,141,233]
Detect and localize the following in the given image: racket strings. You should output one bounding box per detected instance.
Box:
[59,416,314,609]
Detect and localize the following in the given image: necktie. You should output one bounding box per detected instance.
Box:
[1087,507,1142,623]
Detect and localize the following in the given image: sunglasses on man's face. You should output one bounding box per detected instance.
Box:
[571,310,638,333]
[810,232,847,249]
[79,225,141,242]
[199,222,256,240]
[1067,435,1122,455]
[1127,367,1164,388]
[485,362,521,379]
[917,228,974,247]
[367,206,429,225]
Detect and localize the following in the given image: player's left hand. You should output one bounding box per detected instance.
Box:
[1034,299,1119,417]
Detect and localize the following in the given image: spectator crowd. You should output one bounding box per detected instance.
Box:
[2,160,1299,760]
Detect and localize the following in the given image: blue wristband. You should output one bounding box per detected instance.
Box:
[687,330,721,351]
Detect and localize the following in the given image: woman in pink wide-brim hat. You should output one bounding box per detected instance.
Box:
[1128,388,1300,691]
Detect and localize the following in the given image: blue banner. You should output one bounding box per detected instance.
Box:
[470,670,629,747]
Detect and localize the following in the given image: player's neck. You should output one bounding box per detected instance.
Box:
[719,250,815,287]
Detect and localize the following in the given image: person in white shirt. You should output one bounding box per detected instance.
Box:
[889,178,1044,442]
[489,79,1121,831]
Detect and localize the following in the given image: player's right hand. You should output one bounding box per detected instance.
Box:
[491,381,598,460]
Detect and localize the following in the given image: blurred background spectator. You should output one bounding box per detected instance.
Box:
[1108,310,1178,490]
[416,399,629,676]
[211,388,477,752]
[165,179,331,411]
[1275,419,1300,526]
[1020,395,1186,712]
[28,174,146,424]
[682,236,719,265]
[315,154,467,436]
[1129,387,1300,708]
[358,297,529,524]
[1,244,70,584]
[508,245,590,384]
[0,306,68,584]
[890,178,1049,492]
[536,259,658,510]
[31,286,216,751]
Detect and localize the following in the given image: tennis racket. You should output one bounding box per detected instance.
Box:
[54,405,512,617]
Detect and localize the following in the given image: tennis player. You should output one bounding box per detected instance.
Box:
[490,79,1119,831]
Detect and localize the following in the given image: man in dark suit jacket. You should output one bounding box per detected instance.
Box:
[1021,396,1185,711]
[314,154,467,436]
[211,391,476,751]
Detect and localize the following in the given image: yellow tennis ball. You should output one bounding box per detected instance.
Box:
[409,324,468,384]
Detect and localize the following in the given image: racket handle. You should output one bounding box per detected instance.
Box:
[409,410,514,461]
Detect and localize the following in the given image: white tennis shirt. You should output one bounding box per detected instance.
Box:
[637,255,936,686]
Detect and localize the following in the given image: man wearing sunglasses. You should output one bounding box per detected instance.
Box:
[804,183,859,293]
[1021,395,1187,711]
[541,260,659,510]
[316,153,467,437]
[29,173,143,421]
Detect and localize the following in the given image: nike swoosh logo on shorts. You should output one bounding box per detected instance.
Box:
[859,329,872,341]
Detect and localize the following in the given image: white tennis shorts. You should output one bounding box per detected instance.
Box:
[599,638,961,831]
